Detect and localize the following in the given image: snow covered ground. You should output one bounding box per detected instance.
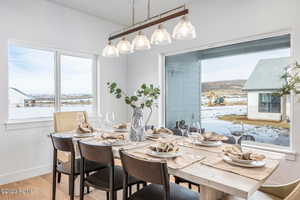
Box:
[201,105,290,147]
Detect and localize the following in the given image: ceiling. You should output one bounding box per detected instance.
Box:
[47,0,195,25]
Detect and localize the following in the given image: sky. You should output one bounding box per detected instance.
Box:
[9,45,290,95]
[201,48,291,82]
[8,45,92,95]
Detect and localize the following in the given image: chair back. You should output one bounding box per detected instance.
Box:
[54,111,88,133]
[286,180,300,200]
[50,134,75,153]
[78,141,114,166]
[119,149,169,185]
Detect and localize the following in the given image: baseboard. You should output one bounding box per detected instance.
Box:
[0,164,52,185]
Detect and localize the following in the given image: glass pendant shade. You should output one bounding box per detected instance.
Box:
[117,37,133,54]
[102,41,119,57]
[132,31,151,51]
[172,16,196,40]
[151,24,172,45]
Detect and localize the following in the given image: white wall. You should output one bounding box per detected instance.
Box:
[127,0,300,184]
[0,0,127,184]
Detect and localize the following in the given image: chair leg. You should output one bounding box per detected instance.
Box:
[79,180,84,200]
[106,192,109,200]
[85,173,90,193]
[52,170,57,200]
[57,172,61,183]
[69,175,75,200]
[113,191,117,200]
[137,183,140,191]
[188,183,192,189]
[198,185,200,193]
[129,186,132,195]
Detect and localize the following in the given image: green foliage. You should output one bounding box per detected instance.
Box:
[107,82,160,109]
[276,62,300,96]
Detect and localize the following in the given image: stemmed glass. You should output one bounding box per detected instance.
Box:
[105,112,115,128]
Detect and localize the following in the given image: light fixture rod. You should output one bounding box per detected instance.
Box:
[147,0,150,19]
[109,7,188,41]
[132,0,135,25]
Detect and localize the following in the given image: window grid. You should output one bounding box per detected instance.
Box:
[8,44,98,120]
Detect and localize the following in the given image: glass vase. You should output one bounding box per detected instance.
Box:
[130,107,145,142]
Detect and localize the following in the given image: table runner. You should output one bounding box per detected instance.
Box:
[126,146,206,169]
[201,156,279,181]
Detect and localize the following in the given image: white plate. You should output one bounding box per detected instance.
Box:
[223,156,265,168]
[112,128,129,133]
[193,140,223,147]
[146,150,182,158]
[87,139,128,146]
[230,156,254,164]
[73,133,95,138]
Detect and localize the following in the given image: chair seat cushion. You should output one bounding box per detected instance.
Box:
[86,166,143,190]
[57,159,106,175]
[128,183,199,200]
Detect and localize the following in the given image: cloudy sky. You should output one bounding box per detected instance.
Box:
[9,44,290,95]
[9,45,92,95]
[201,48,290,82]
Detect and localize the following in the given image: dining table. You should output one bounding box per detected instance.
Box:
[53,132,283,200]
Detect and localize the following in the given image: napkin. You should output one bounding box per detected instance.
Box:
[75,122,94,134]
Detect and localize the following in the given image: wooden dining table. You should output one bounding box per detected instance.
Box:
[54,132,283,200]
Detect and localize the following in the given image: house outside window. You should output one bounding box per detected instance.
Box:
[165,34,291,148]
[8,44,97,120]
[259,93,281,113]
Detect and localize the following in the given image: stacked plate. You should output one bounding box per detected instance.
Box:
[223,155,266,168]
[146,150,182,158]
[193,140,223,147]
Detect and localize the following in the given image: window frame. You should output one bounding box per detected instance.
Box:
[7,41,99,121]
[159,29,295,156]
[258,93,281,113]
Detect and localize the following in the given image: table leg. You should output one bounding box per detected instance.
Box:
[200,185,224,200]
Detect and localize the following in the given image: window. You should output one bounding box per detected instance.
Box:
[60,55,94,113]
[259,93,281,113]
[165,34,291,148]
[9,45,55,119]
[8,44,96,120]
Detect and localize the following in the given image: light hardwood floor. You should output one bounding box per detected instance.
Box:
[0,173,197,200]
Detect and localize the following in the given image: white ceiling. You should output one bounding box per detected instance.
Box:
[47,0,195,25]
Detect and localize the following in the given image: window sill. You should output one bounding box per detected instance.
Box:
[242,141,296,161]
[4,118,53,131]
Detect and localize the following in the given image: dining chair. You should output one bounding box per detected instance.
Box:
[77,141,145,200]
[50,134,106,200]
[119,149,199,200]
[53,111,88,183]
[174,176,200,192]
[226,179,300,200]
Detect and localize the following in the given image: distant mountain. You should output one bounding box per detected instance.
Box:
[202,80,247,94]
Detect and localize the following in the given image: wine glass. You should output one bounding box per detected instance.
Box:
[105,112,115,128]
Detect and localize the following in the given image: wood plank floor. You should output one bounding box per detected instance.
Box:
[0,173,198,200]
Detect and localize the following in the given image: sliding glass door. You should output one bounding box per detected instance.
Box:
[165,52,201,129]
[165,34,291,147]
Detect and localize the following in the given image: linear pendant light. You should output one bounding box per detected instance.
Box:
[151,24,172,45]
[102,0,196,57]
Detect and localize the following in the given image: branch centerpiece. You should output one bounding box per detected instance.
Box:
[107,82,160,142]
